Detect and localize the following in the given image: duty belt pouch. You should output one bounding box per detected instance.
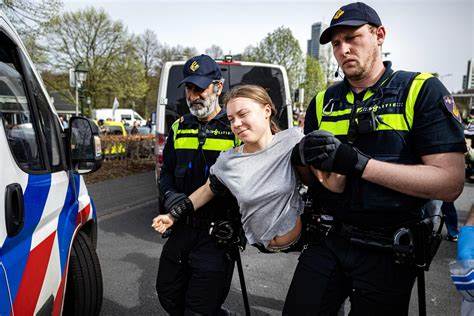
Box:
[209,220,234,245]
[301,212,333,244]
[413,217,444,271]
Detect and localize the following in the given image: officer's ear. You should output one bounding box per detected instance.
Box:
[213,81,223,96]
[376,26,386,46]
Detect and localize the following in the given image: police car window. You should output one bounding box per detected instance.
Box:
[0,60,44,171]
[228,65,288,129]
[166,65,189,118]
[21,53,62,171]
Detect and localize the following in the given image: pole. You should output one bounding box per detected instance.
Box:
[417,269,426,316]
[75,85,79,116]
[234,246,251,316]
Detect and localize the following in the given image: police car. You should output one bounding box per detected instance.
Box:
[0,12,103,315]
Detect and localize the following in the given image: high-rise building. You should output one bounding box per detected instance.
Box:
[307,22,327,60]
[463,59,474,90]
[307,22,335,80]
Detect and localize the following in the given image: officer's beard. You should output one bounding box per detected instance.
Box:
[187,94,218,119]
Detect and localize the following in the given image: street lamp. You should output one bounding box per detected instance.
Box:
[74,62,88,116]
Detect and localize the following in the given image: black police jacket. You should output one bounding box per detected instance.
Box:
[305,62,466,228]
[159,108,239,219]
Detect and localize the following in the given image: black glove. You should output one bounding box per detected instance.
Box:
[299,130,371,176]
[168,197,194,221]
[163,191,188,213]
[209,174,232,198]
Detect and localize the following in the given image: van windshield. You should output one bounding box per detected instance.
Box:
[164,63,288,134]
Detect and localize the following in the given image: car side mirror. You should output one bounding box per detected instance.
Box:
[68,116,102,174]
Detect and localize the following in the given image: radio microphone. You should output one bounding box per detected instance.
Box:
[335,66,340,78]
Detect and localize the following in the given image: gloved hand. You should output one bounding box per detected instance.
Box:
[457,226,474,261]
[163,191,188,213]
[297,130,371,176]
[209,174,232,198]
[168,197,194,221]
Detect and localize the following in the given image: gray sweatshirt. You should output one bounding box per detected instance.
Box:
[210,128,304,247]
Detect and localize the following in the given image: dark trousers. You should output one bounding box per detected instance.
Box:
[441,201,459,237]
[283,233,417,316]
[156,223,235,316]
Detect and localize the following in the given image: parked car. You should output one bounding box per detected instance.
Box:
[102,120,127,136]
[0,11,103,315]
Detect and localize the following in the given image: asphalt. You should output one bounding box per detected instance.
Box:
[88,171,159,219]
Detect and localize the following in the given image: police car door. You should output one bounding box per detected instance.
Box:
[0,25,71,315]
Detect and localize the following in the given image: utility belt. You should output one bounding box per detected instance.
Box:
[304,213,444,271]
[165,214,246,250]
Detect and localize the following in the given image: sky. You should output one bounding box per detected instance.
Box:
[63,0,473,93]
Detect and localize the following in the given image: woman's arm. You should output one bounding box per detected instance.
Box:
[295,165,317,186]
[189,178,215,210]
[151,179,216,234]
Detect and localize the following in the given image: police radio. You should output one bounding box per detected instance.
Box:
[356,111,379,134]
[348,110,380,143]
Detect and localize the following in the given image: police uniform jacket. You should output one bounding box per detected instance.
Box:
[304,61,466,228]
[159,108,239,220]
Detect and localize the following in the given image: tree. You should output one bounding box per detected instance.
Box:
[2,0,62,65]
[240,45,258,62]
[137,29,161,77]
[301,56,326,108]
[2,0,62,34]
[318,44,337,81]
[22,32,49,66]
[137,30,161,117]
[157,44,198,69]
[108,39,148,113]
[205,45,224,60]
[254,26,304,91]
[44,8,140,110]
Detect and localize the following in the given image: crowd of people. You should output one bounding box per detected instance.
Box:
[151,2,472,315]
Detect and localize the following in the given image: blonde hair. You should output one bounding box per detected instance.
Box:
[223,84,281,134]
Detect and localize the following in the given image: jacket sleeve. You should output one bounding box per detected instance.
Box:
[159,126,178,195]
[304,96,318,134]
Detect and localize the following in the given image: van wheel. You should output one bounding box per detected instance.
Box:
[63,231,103,316]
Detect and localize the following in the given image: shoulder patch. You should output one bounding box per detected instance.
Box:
[442,95,462,124]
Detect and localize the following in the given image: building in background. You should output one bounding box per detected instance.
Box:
[307,22,327,60]
[463,59,473,91]
[307,22,334,81]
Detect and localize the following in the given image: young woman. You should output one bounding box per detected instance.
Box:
[152,85,344,252]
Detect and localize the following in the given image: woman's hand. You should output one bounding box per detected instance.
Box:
[311,166,346,193]
[151,214,175,234]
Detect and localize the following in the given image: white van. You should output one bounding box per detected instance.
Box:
[92,108,145,126]
[154,57,293,179]
[0,12,103,315]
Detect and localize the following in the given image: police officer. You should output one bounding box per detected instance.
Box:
[286,2,466,315]
[154,55,239,315]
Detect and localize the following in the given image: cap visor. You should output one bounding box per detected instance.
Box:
[178,75,213,89]
[320,20,368,44]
